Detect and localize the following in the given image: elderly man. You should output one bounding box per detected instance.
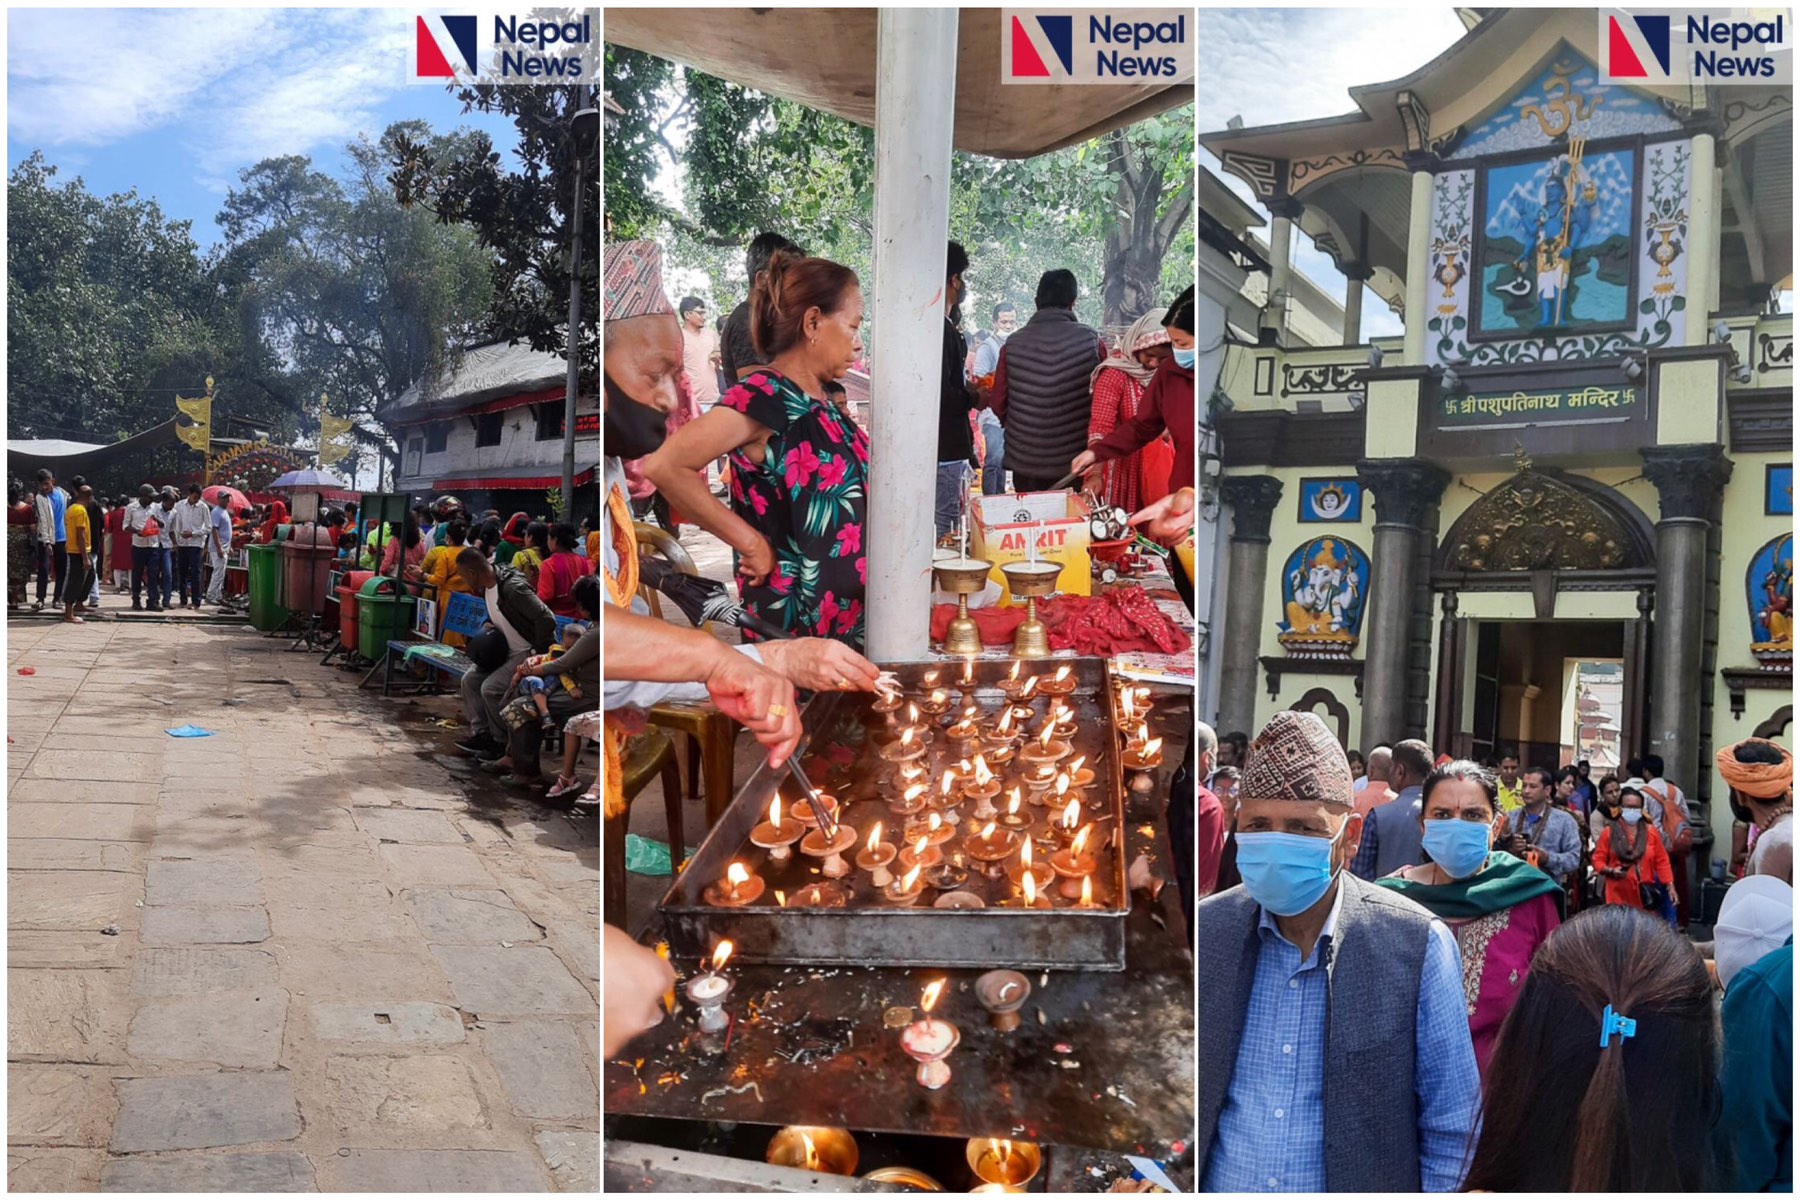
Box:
[1719,737,1793,884]
[1349,738,1433,880]
[1195,711,1480,1193]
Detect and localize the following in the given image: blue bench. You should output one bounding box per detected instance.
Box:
[381,591,487,697]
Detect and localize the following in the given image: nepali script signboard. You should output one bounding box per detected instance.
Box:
[1439,384,1640,427]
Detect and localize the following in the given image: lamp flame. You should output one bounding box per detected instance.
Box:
[775,889,786,907]
[1021,676,1039,699]
[941,771,956,797]
[1055,773,1069,798]
[1039,724,1055,750]
[1053,665,1071,684]
[866,822,884,852]
[980,820,998,841]
[903,783,927,805]
[974,756,994,786]
[1007,788,1022,816]
[1022,871,1038,903]
[801,1132,819,1170]
[913,834,929,857]
[1007,661,1020,683]
[1142,736,1164,757]
[901,863,922,891]
[1069,755,1087,775]
[768,796,783,828]
[928,812,942,833]
[900,727,915,748]
[726,862,749,891]
[906,702,920,724]
[1062,799,1081,829]
[711,940,734,972]
[921,977,946,1013]
[929,690,947,706]
[1081,875,1094,907]
[997,708,1014,735]
[1071,824,1092,857]
[1020,838,1033,867]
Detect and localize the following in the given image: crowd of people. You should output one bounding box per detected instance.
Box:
[1191,711,1792,1191]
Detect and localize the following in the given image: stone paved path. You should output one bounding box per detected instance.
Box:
[6,618,598,1192]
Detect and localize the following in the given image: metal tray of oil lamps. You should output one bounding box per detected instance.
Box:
[659,657,1133,971]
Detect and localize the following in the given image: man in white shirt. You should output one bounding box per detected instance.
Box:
[170,483,212,609]
[124,485,165,612]
[154,490,178,610]
[205,495,235,605]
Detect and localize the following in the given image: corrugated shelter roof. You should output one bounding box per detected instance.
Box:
[380,341,569,424]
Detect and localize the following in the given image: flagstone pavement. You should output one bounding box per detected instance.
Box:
[6,617,599,1192]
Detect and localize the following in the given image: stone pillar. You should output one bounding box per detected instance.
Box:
[1217,475,1284,737]
[1261,198,1301,343]
[1684,132,1717,345]
[1641,444,1733,801]
[1356,458,1449,749]
[1402,160,1436,365]
[1341,263,1372,345]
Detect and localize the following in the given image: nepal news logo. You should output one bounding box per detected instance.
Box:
[416,14,478,79]
[1004,11,1189,83]
[1604,10,1790,83]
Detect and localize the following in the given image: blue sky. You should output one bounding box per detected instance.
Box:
[7,8,522,247]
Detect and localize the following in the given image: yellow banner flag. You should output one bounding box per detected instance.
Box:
[318,397,353,465]
[175,395,211,452]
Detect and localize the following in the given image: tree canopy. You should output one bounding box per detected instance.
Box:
[603,47,1194,331]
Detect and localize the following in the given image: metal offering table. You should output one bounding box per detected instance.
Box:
[661,658,1134,971]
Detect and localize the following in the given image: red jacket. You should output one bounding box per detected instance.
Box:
[1088,357,1196,494]
[1591,820,1673,907]
[1196,783,1226,897]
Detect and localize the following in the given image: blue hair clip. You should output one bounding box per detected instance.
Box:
[1599,1003,1637,1048]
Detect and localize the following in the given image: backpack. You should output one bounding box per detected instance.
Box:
[1640,779,1693,855]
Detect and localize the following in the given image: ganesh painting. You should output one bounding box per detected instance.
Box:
[1278,537,1371,657]
[1749,533,1793,666]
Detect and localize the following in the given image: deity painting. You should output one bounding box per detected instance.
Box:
[1278,537,1371,656]
[1476,144,1637,337]
[1749,533,1793,663]
[1298,478,1362,524]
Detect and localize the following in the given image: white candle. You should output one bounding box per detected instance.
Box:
[689,973,728,1001]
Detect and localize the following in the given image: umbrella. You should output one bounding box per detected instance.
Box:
[268,468,348,490]
[201,485,250,514]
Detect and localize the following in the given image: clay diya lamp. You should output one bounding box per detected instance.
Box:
[894,759,929,794]
[997,661,1026,700]
[916,688,953,717]
[981,740,1016,770]
[767,1126,858,1176]
[953,657,981,697]
[749,796,806,866]
[899,979,959,1089]
[1018,723,1071,770]
[703,860,765,908]
[870,678,906,716]
[928,768,964,817]
[967,1138,1041,1189]
[997,788,1032,831]
[961,756,1002,818]
[1039,663,1078,697]
[789,793,841,832]
[789,880,850,908]
[899,832,945,874]
[880,726,929,768]
[1073,873,1102,909]
[1020,759,1059,804]
[801,821,857,880]
[1050,824,1099,901]
[981,704,1021,748]
[881,863,927,906]
[927,848,971,891]
[1006,834,1056,897]
[944,710,983,758]
[901,811,955,856]
[933,889,985,909]
[1121,735,1164,773]
[891,780,930,817]
[962,820,1018,878]
[972,970,1032,1032]
[1043,700,1079,741]
[1008,867,1053,909]
[855,822,898,888]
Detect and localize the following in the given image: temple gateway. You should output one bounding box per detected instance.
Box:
[1199,9,1791,872]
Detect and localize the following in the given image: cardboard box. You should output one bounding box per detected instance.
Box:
[969,491,1092,605]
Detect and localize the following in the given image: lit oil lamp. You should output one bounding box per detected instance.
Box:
[944,709,982,755]
[933,889,985,909]
[903,809,956,849]
[967,1138,1042,1188]
[916,688,953,717]
[789,793,841,830]
[892,780,930,817]
[963,820,1018,878]
[998,661,1025,700]
[703,860,765,907]
[1121,735,1165,772]
[956,657,980,695]
[927,849,970,890]
[767,1126,858,1176]
[870,672,906,714]
[685,940,735,1032]
[895,760,929,793]
[1050,824,1099,900]
[881,862,927,906]
[929,768,962,814]
[972,970,1032,1032]
[983,740,1017,769]
[789,881,850,908]
[962,755,1002,817]
[998,787,1032,831]
[1044,700,1078,741]
[1075,873,1101,909]
[750,796,806,865]
[1009,866,1053,909]
[1018,722,1071,768]
[855,822,897,888]
[899,832,945,874]
[899,978,960,1090]
[1020,758,1059,798]
[880,725,929,766]
[801,818,858,879]
[1006,834,1055,896]
[1018,674,1041,703]
[1040,663,1077,696]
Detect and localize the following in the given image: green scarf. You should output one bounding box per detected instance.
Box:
[1376,849,1567,921]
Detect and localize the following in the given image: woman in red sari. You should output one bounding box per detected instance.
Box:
[106,497,132,591]
[536,522,591,618]
[494,512,529,567]
[1084,307,1172,514]
[258,500,289,545]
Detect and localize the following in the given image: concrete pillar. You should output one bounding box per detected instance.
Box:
[863,8,958,661]
[1341,263,1372,346]
[1402,165,1436,365]
[1216,475,1284,737]
[1684,132,1717,346]
[1355,458,1448,749]
[1641,444,1733,797]
[1261,198,1300,342]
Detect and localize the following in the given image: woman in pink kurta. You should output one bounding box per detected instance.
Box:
[1378,759,1565,1075]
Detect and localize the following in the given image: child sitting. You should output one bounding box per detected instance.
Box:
[517,622,586,733]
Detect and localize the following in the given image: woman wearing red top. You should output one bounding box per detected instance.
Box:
[1085,307,1172,514]
[106,499,132,591]
[536,522,591,617]
[381,512,429,579]
[1590,784,1676,918]
[258,499,289,545]
[7,483,36,609]
[1069,284,1197,496]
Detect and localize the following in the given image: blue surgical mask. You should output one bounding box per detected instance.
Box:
[1622,809,1644,825]
[1172,347,1197,369]
[1421,818,1493,880]
[1235,822,1345,917]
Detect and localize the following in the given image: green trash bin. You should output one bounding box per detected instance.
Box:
[247,543,289,632]
[356,576,417,662]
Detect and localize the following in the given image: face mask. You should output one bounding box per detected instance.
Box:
[1421,818,1493,880]
[603,376,668,460]
[1235,821,1345,917]
[1622,809,1644,825]
[1172,347,1197,369]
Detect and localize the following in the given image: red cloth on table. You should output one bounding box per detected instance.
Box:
[929,586,1190,657]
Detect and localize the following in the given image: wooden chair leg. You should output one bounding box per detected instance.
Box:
[685,735,702,801]
[603,814,629,930]
[661,756,685,874]
[701,721,738,830]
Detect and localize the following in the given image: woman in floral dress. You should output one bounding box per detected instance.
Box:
[645,252,869,649]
